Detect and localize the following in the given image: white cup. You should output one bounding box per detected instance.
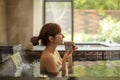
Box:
[64,41,74,51]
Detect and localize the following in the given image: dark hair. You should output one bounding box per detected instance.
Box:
[31,23,61,46]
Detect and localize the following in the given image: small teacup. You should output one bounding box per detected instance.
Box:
[64,41,74,51]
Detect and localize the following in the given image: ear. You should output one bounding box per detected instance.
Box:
[48,36,54,42]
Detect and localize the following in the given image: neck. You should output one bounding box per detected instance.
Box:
[45,43,57,54]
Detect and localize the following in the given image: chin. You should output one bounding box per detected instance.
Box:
[58,42,63,45]
[58,43,62,45]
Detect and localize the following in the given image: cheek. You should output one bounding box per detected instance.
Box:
[56,38,61,42]
[55,36,63,42]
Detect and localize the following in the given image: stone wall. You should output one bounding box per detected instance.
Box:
[0,0,7,45]
[0,0,34,49]
[7,0,33,49]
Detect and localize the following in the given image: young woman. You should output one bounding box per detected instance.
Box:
[31,23,77,77]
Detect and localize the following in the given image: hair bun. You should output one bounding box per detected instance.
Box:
[30,36,39,46]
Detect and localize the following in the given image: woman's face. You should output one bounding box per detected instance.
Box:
[54,32,64,45]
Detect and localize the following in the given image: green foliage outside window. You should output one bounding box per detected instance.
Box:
[97,16,120,43]
[74,0,120,10]
[74,0,120,42]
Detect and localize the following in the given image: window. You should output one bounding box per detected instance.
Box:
[42,0,120,43]
[43,0,73,41]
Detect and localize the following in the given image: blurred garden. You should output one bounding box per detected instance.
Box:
[73,0,120,43]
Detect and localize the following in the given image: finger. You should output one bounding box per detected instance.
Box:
[65,50,69,53]
[73,45,78,50]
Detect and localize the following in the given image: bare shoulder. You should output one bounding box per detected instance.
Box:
[42,52,55,62]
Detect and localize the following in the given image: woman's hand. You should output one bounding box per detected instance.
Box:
[72,44,78,51]
[68,44,78,57]
[63,44,78,59]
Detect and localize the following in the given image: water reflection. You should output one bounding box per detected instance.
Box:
[67,77,79,80]
[72,60,120,77]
